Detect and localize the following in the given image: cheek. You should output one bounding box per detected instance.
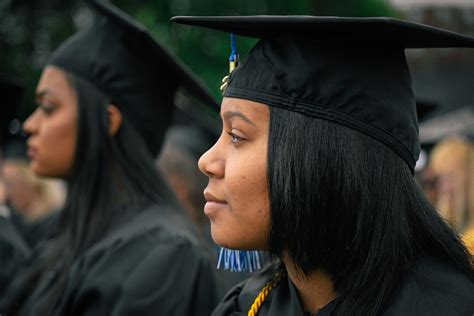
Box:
[210,202,270,251]
[33,117,77,178]
[211,152,270,250]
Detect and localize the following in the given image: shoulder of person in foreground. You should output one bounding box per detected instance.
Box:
[211,263,301,316]
[385,256,474,316]
[212,256,474,316]
[211,272,269,316]
[56,204,218,316]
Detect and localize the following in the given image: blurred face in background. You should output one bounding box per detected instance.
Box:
[429,138,474,231]
[198,97,270,250]
[1,159,65,220]
[0,172,5,205]
[23,66,78,178]
[2,160,36,212]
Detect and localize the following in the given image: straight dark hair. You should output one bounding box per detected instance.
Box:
[267,107,473,315]
[2,71,181,314]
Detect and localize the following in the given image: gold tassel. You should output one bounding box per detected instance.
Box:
[220,56,239,94]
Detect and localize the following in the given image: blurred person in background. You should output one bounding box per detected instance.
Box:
[0,0,218,315]
[2,131,65,247]
[158,124,212,232]
[416,164,439,205]
[158,117,255,295]
[428,137,474,253]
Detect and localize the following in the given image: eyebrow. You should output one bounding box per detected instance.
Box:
[222,111,256,127]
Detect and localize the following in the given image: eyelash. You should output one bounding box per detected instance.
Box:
[37,102,55,115]
[226,131,244,144]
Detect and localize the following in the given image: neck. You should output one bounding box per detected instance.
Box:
[282,254,336,314]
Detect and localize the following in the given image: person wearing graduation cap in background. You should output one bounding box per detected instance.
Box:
[171,16,474,315]
[158,103,221,236]
[0,0,220,315]
[157,103,256,295]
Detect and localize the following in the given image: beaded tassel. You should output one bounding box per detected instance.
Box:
[220,33,239,94]
[217,248,263,272]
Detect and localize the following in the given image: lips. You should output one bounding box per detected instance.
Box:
[204,191,226,204]
[27,146,38,159]
[203,190,228,216]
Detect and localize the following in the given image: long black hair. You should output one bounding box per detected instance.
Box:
[2,71,180,314]
[267,107,473,315]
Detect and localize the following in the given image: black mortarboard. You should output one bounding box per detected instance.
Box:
[171,16,474,171]
[1,74,24,148]
[47,0,218,157]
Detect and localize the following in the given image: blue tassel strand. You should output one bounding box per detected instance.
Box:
[229,33,238,62]
[217,247,263,272]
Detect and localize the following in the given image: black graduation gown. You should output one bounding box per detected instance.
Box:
[0,216,31,296]
[10,210,60,247]
[212,257,474,315]
[1,205,218,316]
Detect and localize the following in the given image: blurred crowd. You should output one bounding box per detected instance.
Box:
[416,137,474,253]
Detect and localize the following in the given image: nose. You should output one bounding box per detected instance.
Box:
[23,109,40,136]
[198,138,224,179]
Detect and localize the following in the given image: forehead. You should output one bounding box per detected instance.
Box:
[36,66,73,95]
[221,97,270,124]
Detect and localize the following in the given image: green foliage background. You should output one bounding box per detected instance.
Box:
[0,0,395,118]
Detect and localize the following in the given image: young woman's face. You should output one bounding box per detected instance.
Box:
[23,66,78,178]
[198,97,270,250]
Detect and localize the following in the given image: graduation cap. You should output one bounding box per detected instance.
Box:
[171,16,474,172]
[0,74,25,148]
[47,0,219,157]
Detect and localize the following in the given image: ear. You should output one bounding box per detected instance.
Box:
[107,104,123,136]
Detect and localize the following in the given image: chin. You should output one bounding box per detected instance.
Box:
[210,228,227,247]
[211,226,266,250]
[211,227,239,249]
[31,166,49,177]
[30,163,46,177]
[31,163,67,179]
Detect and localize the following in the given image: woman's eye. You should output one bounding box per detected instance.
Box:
[37,102,55,115]
[226,131,243,144]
